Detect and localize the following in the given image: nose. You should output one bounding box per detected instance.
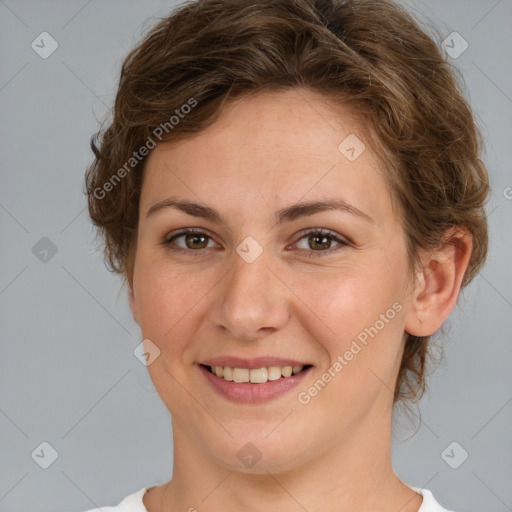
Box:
[209,247,291,341]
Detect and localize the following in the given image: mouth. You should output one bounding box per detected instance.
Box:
[201,363,313,383]
[198,362,313,403]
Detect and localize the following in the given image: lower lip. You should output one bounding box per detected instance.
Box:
[199,364,312,403]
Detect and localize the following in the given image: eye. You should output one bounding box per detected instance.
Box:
[161,228,219,253]
[293,228,349,257]
[161,227,350,257]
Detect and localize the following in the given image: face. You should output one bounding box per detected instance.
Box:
[130,88,416,473]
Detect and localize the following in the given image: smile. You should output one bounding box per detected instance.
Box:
[207,364,310,383]
[199,363,313,403]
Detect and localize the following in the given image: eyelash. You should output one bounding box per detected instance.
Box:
[160,228,350,258]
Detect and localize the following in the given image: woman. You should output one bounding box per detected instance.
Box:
[83,0,489,510]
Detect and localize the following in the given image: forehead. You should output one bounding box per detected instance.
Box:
[141,89,392,224]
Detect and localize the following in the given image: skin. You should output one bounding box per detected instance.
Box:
[128,88,471,512]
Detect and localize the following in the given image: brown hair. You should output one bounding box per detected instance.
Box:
[85,0,489,406]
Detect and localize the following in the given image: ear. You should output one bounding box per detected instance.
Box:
[404,229,473,337]
[128,285,139,325]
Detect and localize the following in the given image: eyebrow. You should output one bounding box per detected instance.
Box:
[145,197,373,224]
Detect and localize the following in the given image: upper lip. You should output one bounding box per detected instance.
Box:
[200,356,312,369]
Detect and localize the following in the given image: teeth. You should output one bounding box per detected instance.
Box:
[233,368,249,383]
[209,364,305,383]
[281,366,292,377]
[249,367,267,383]
[267,366,282,381]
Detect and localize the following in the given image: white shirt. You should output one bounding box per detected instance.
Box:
[82,485,454,511]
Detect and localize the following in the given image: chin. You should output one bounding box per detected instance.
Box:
[200,427,315,475]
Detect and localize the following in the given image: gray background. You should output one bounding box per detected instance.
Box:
[0,1,511,511]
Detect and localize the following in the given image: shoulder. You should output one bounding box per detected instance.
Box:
[412,487,455,512]
[81,487,148,512]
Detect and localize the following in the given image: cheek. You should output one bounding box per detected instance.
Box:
[132,266,208,403]
[291,261,407,400]
[133,261,217,351]
[294,274,406,419]
[294,264,402,344]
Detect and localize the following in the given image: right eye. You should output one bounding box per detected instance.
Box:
[161,228,220,253]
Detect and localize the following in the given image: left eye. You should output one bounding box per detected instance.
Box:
[294,229,349,255]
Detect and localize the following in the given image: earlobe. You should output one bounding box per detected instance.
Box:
[404,229,472,337]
